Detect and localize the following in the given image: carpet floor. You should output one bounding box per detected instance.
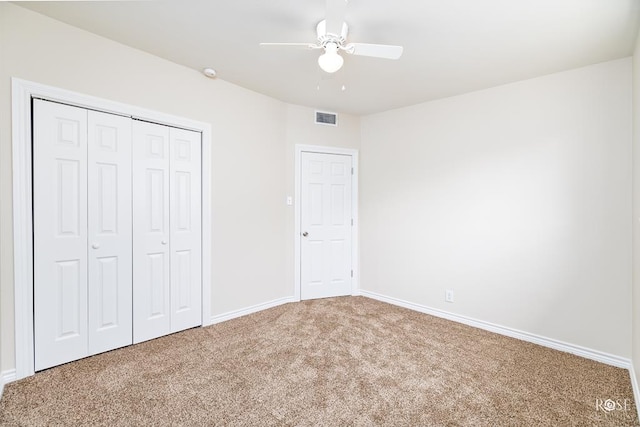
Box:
[0,296,637,426]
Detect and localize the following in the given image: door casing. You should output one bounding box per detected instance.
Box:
[11,78,213,380]
[294,144,359,301]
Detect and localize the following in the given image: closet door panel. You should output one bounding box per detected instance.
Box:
[169,128,202,332]
[34,99,89,371]
[133,121,171,343]
[87,111,133,355]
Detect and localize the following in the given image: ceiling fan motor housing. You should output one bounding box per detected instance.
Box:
[317,20,348,48]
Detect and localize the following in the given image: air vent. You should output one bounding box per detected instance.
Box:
[315,111,338,126]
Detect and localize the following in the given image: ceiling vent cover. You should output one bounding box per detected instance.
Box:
[315,111,338,126]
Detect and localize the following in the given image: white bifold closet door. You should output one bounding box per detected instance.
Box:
[87,110,133,355]
[34,99,132,371]
[132,121,202,344]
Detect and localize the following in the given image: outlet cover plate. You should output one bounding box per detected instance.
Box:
[445,289,454,303]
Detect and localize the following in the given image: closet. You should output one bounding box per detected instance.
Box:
[33,99,202,371]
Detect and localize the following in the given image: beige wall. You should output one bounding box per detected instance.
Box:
[360,58,632,357]
[0,1,635,377]
[633,30,640,385]
[0,3,362,374]
[0,3,287,371]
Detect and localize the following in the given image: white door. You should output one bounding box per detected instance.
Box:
[133,122,202,343]
[300,152,353,300]
[169,128,202,332]
[87,110,133,355]
[34,100,89,370]
[33,100,202,368]
[132,121,171,343]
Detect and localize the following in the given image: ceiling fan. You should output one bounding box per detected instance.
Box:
[260,0,403,73]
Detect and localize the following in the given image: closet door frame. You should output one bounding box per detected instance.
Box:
[11,78,213,380]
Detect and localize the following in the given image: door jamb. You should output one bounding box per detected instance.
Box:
[11,78,213,380]
[294,144,359,301]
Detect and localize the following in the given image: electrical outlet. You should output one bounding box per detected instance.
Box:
[445,289,454,303]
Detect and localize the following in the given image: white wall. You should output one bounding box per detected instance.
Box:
[361,59,632,358]
[0,3,291,372]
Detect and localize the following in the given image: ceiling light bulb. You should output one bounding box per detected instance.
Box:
[318,43,344,73]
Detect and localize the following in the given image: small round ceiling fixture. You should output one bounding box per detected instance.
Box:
[202,68,217,78]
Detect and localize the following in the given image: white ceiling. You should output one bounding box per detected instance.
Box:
[14,0,640,115]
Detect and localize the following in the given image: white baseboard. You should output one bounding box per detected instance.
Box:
[2,369,17,384]
[210,296,295,325]
[360,290,631,369]
[1,369,17,398]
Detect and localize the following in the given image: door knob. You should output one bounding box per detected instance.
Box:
[302,231,308,237]
[161,240,168,245]
[91,243,100,249]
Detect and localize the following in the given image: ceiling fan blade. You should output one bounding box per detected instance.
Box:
[260,42,321,50]
[345,43,403,60]
[325,0,348,36]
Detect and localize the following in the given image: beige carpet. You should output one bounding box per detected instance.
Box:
[0,296,636,426]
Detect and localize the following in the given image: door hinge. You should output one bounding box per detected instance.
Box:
[351,270,353,277]
[351,218,354,226]
[351,167,354,175]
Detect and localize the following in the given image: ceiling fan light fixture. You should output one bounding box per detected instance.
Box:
[318,42,344,73]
